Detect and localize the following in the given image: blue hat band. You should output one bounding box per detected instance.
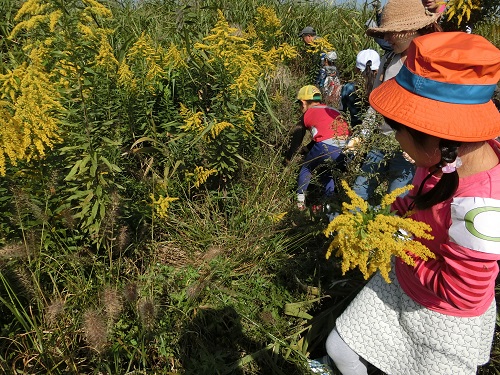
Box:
[395,65,496,105]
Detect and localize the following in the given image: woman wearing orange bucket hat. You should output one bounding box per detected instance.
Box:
[324,32,500,375]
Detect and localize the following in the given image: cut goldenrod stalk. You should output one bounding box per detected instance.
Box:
[324,181,435,283]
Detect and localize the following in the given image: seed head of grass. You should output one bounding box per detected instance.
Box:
[82,309,108,352]
[102,286,122,324]
[45,298,65,327]
[138,297,156,331]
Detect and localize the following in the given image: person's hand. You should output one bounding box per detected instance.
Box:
[402,152,415,164]
[345,137,361,150]
[299,146,310,155]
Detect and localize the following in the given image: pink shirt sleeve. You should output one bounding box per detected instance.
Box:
[411,241,499,312]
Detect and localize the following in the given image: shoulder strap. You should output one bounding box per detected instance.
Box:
[379,51,396,83]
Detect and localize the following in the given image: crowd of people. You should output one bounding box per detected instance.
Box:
[284,0,500,374]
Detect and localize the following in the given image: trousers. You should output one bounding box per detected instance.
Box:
[353,149,414,201]
[297,141,345,198]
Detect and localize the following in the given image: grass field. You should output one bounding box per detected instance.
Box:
[0,0,499,373]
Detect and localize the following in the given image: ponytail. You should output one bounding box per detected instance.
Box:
[362,60,377,97]
[384,117,461,211]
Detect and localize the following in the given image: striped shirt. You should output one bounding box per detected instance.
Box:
[393,140,500,317]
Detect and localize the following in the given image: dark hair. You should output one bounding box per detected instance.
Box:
[418,22,443,35]
[384,117,461,210]
[361,60,377,97]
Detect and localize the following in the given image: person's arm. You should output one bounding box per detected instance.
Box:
[416,240,499,311]
[400,192,500,312]
[284,117,307,163]
[390,167,428,215]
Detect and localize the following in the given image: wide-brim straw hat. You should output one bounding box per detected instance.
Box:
[369,32,500,142]
[366,0,441,37]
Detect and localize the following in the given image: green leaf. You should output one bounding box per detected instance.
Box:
[90,200,99,221]
[64,160,82,181]
[67,190,93,200]
[90,154,98,177]
[95,185,102,198]
[100,156,122,172]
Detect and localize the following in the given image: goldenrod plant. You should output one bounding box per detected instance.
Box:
[324,181,435,283]
[0,1,498,373]
[446,0,482,26]
[186,8,298,178]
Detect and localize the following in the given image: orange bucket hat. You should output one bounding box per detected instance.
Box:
[370,32,500,142]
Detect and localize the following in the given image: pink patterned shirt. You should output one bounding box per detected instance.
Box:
[393,140,500,317]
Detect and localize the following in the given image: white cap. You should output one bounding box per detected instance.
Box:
[356,49,380,72]
[325,51,337,61]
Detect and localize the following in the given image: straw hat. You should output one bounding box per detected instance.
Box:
[369,32,500,142]
[366,0,440,37]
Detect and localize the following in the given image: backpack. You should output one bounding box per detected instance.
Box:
[320,66,342,108]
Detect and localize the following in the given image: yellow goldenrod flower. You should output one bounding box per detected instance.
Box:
[48,9,62,32]
[446,0,481,25]
[78,23,97,40]
[256,6,281,29]
[14,0,45,21]
[255,6,282,37]
[82,0,113,19]
[230,63,261,97]
[238,102,256,133]
[145,61,164,83]
[55,59,78,89]
[307,36,334,55]
[245,23,258,39]
[128,33,160,62]
[117,60,136,91]
[0,56,62,175]
[210,121,234,139]
[150,194,179,219]
[380,185,413,208]
[179,103,205,133]
[340,180,368,214]
[324,181,435,283]
[276,42,298,61]
[127,32,164,88]
[270,211,287,223]
[10,14,49,38]
[189,166,218,188]
[165,43,188,69]
[95,35,119,72]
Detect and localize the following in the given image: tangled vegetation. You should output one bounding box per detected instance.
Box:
[0,0,498,374]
